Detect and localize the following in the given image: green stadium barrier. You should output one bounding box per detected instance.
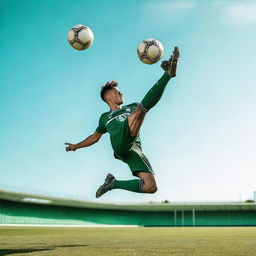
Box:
[1,199,256,226]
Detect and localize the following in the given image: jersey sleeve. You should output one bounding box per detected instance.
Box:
[96,115,107,134]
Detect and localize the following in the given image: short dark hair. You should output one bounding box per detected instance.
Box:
[100,81,118,102]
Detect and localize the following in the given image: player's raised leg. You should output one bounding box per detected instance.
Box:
[128,46,180,137]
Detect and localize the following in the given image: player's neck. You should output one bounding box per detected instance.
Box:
[108,102,122,111]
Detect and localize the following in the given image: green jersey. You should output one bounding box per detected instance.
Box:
[96,102,141,156]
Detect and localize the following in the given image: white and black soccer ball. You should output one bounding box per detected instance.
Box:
[137,38,164,64]
[68,24,94,50]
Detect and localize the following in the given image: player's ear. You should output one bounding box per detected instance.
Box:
[104,91,111,102]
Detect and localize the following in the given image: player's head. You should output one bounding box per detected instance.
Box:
[100,81,123,105]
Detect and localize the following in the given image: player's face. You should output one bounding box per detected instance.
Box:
[110,87,123,105]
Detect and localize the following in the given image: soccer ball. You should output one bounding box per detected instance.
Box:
[137,38,164,64]
[68,24,94,50]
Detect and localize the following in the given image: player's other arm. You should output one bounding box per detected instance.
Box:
[65,131,103,152]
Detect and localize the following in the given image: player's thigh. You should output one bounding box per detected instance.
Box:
[128,105,146,124]
[127,148,157,192]
[128,105,146,136]
[126,146,154,176]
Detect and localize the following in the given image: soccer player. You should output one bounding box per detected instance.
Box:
[65,47,180,198]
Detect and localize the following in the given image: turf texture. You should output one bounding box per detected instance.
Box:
[0,227,256,256]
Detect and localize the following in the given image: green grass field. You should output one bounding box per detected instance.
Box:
[0,227,256,256]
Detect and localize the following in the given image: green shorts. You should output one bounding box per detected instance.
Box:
[114,143,154,176]
[111,118,154,176]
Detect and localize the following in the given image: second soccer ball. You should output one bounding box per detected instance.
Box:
[68,24,94,50]
[137,38,164,64]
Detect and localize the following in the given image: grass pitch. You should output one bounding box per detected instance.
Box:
[0,227,256,256]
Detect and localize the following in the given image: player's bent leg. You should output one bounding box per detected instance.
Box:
[128,105,146,137]
[134,171,157,194]
[96,144,156,197]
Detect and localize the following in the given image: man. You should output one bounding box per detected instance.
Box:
[65,46,180,198]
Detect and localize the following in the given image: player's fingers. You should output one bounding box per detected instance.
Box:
[64,143,70,145]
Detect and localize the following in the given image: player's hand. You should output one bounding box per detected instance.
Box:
[65,143,77,152]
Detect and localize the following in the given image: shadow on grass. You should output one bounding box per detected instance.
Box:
[0,244,88,256]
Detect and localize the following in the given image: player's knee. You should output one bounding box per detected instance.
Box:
[143,185,157,194]
[150,185,158,194]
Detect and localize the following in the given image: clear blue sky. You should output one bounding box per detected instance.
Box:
[1,0,256,203]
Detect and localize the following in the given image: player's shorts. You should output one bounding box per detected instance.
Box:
[112,119,154,176]
[114,144,154,176]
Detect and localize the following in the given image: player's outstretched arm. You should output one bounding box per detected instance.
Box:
[65,131,103,152]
